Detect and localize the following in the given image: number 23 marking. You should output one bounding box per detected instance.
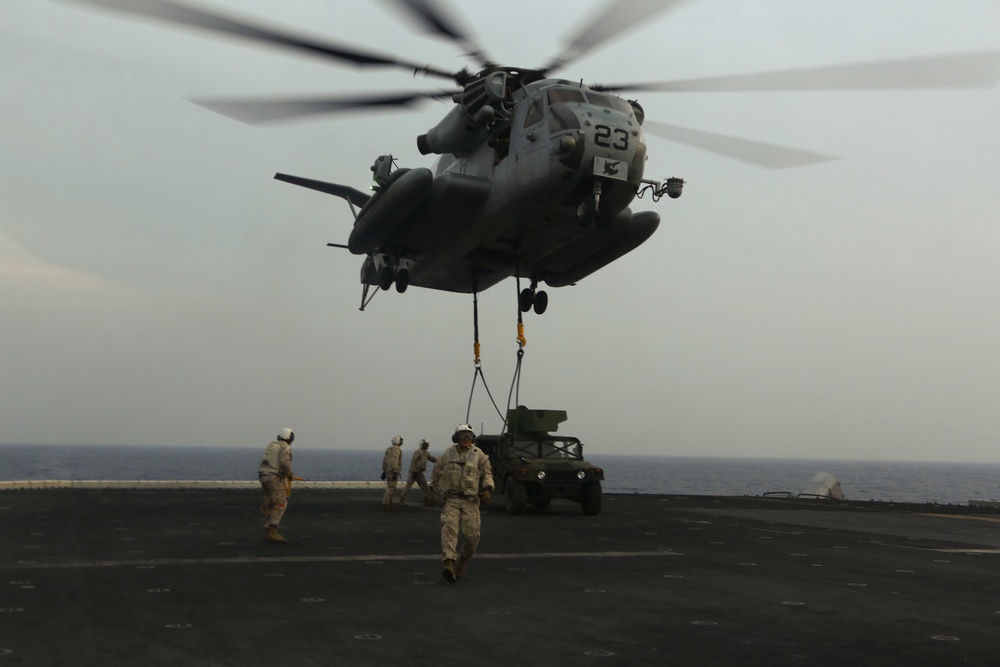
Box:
[594,125,629,150]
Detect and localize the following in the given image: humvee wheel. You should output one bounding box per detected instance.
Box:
[581,481,602,515]
[505,480,527,515]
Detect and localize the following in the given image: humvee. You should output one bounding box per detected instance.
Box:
[476,406,604,515]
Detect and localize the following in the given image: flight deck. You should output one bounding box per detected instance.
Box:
[1,487,998,665]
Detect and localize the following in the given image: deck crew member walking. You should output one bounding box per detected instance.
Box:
[398,439,437,507]
[259,428,295,543]
[382,435,403,511]
[432,424,494,583]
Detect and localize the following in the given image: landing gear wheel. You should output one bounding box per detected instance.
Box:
[395,268,409,294]
[533,290,548,315]
[518,288,534,313]
[378,266,395,291]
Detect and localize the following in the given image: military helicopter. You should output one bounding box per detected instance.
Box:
[72,0,1000,313]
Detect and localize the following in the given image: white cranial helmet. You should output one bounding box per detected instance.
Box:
[453,424,476,442]
[391,435,403,446]
[278,428,294,443]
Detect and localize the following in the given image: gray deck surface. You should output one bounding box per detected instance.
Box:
[2,488,999,666]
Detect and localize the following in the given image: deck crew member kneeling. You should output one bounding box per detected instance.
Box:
[432,424,494,583]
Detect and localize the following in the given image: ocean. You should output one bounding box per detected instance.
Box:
[2,444,999,506]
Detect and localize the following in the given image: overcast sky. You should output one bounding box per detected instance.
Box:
[2,1,999,462]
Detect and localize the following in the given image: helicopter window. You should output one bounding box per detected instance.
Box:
[585,93,613,109]
[548,105,580,133]
[523,96,544,128]
[547,88,586,106]
[610,97,634,115]
[585,94,634,117]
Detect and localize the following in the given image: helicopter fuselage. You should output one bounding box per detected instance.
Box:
[342,79,661,297]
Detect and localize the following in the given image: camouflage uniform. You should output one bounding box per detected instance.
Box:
[432,441,494,581]
[258,439,292,528]
[382,441,402,510]
[399,445,437,504]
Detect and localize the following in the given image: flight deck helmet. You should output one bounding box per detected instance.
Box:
[391,435,403,446]
[277,428,295,444]
[452,424,476,443]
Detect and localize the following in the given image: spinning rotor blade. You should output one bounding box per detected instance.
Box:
[597,51,1000,93]
[542,0,694,75]
[68,0,458,80]
[643,121,837,169]
[189,90,458,124]
[385,0,493,68]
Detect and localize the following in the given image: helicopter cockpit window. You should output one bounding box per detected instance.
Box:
[585,93,613,109]
[585,93,634,117]
[610,96,634,115]
[547,88,586,106]
[523,96,544,128]
[549,105,580,133]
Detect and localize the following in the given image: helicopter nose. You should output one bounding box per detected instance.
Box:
[584,119,644,180]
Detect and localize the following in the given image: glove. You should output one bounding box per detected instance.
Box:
[479,490,492,504]
[380,471,386,481]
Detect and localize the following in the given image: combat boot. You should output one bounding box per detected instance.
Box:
[456,554,471,581]
[442,559,457,583]
[265,526,288,543]
[397,495,406,508]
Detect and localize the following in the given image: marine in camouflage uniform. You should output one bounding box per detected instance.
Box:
[382,435,403,511]
[431,424,494,583]
[398,439,437,507]
[258,428,294,543]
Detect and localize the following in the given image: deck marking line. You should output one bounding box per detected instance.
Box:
[1,550,682,571]
[869,542,1000,555]
[919,513,1000,524]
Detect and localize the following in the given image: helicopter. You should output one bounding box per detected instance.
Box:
[70,0,1000,314]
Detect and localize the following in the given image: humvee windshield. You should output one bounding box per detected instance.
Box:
[511,437,582,460]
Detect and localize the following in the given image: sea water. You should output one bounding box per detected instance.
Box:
[2,444,999,506]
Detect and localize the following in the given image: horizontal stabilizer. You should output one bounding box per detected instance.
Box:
[274,173,371,208]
